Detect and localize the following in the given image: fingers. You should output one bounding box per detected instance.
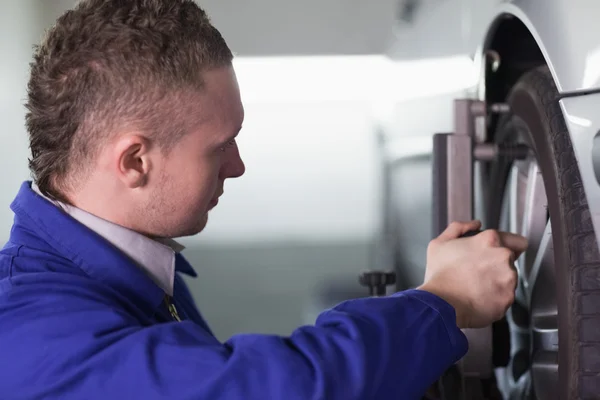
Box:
[499,248,519,290]
[469,229,529,257]
[498,232,529,257]
[437,220,482,242]
[491,248,518,320]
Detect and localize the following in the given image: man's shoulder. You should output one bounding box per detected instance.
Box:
[0,239,85,284]
[0,240,138,320]
[0,246,150,355]
[0,247,154,398]
[0,255,126,317]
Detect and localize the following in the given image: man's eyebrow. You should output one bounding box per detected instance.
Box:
[228,126,243,141]
[217,127,242,146]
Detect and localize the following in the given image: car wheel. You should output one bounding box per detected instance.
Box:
[485,66,600,399]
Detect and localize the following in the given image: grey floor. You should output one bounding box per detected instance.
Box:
[181,240,372,341]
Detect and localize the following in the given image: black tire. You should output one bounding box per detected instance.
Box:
[486,66,600,399]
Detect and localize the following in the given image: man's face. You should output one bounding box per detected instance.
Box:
[143,66,246,238]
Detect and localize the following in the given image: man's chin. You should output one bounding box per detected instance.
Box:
[172,214,209,238]
[192,213,210,236]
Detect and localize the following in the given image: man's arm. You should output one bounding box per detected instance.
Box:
[0,288,466,400]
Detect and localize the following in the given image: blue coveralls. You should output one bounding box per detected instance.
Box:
[0,182,468,399]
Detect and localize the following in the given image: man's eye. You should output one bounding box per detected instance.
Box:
[220,139,236,152]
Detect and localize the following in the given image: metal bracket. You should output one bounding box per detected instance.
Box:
[432,99,517,387]
[431,99,528,399]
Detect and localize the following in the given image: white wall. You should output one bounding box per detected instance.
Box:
[0,1,42,241]
[195,54,476,244]
[198,98,381,244]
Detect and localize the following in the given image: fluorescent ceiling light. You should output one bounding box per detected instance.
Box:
[232,54,477,103]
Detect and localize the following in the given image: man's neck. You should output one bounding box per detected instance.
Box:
[30,181,183,296]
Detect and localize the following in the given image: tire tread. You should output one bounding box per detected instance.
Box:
[523,67,600,399]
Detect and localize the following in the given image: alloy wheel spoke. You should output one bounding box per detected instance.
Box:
[520,162,548,279]
[525,221,553,304]
[499,155,558,400]
[509,166,525,274]
[530,351,558,399]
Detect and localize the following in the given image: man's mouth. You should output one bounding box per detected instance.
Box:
[208,193,222,209]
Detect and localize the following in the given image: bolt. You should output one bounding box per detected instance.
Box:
[474,143,530,161]
[489,103,510,113]
[359,271,396,297]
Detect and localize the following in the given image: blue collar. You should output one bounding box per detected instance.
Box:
[9,181,197,316]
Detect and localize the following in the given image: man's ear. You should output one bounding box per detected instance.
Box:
[113,134,153,188]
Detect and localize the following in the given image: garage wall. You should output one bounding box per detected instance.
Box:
[41,0,399,56]
[388,0,498,60]
[0,1,476,339]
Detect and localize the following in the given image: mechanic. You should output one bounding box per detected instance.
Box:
[0,1,527,399]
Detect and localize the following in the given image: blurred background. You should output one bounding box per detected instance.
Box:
[0,0,497,340]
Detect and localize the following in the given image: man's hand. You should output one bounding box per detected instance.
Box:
[418,220,528,329]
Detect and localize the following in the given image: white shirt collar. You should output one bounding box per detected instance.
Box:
[31,184,183,296]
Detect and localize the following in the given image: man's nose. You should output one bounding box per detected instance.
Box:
[222,150,245,179]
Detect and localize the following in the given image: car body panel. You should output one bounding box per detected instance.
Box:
[479,0,600,94]
[559,94,600,250]
[477,0,600,250]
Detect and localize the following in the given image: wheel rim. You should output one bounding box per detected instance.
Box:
[495,144,559,399]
